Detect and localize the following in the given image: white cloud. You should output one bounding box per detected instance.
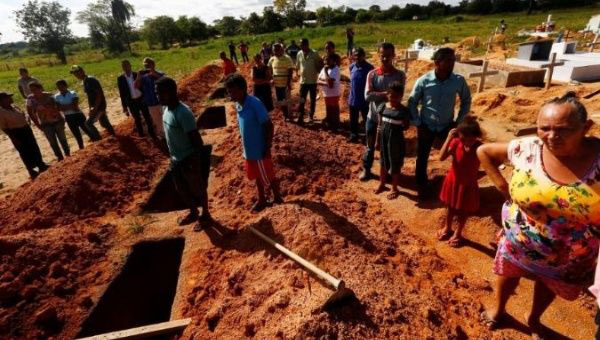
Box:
[0,0,458,43]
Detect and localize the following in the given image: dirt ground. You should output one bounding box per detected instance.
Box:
[0,54,599,340]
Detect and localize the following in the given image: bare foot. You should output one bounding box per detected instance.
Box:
[481,310,504,330]
[527,317,545,340]
[448,235,464,248]
[437,228,452,241]
[374,185,387,194]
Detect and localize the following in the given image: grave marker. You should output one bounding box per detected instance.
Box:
[541,53,564,90]
[587,34,600,52]
[397,50,417,73]
[468,60,499,93]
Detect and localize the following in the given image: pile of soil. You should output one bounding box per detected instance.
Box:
[178,64,223,112]
[0,223,114,339]
[0,122,166,234]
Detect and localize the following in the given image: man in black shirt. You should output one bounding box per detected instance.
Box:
[71,65,115,138]
[228,41,239,65]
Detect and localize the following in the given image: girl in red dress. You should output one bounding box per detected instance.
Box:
[437,117,483,247]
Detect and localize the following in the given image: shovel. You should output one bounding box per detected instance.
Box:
[249,226,356,310]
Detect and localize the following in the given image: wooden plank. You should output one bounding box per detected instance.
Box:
[77,318,192,340]
[584,89,600,99]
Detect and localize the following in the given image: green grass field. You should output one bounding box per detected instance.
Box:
[0,5,597,107]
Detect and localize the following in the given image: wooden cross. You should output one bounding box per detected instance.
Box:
[587,34,600,52]
[541,53,564,90]
[468,60,499,93]
[397,50,416,73]
[563,30,571,41]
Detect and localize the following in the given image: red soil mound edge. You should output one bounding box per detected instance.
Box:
[0,65,223,339]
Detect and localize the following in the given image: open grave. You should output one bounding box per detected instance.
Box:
[76,238,185,339]
[454,59,546,88]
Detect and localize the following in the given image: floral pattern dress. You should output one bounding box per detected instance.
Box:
[497,137,600,290]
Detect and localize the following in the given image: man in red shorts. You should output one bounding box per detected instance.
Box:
[224,73,283,212]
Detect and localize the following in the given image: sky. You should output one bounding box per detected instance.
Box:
[0,0,459,43]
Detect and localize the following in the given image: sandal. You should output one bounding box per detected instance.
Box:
[448,236,464,248]
[177,212,199,226]
[387,190,400,200]
[437,229,452,241]
[374,186,387,194]
[251,201,268,213]
[480,311,502,330]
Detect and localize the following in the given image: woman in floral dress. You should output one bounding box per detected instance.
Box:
[477,92,600,339]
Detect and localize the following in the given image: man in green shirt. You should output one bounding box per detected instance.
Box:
[156,76,212,231]
[295,38,322,125]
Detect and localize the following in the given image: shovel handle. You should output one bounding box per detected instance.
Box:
[249,227,342,290]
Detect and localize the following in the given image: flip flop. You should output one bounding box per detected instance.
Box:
[480,311,502,330]
[387,190,400,200]
[448,237,464,248]
[437,229,452,241]
[251,201,268,213]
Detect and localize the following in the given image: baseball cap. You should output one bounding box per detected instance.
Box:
[70,65,84,74]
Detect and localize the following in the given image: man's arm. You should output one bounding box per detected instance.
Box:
[26,105,40,128]
[456,77,472,124]
[91,81,104,113]
[187,130,204,151]
[364,70,387,102]
[408,78,424,126]
[18,84,26,99]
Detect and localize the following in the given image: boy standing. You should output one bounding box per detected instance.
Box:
[374,81,410,200]
[225,74,283,212]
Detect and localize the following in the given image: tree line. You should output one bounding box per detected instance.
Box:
[11,0,597,64]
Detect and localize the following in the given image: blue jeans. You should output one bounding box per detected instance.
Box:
[362,116,378,171]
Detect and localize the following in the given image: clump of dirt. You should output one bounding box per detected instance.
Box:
[178,64,223,112]
[0,223,114,339]
[0,122,166,235]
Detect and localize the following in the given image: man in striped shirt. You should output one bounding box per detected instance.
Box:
[268,44,294,120]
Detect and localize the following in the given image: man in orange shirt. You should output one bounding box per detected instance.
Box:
[220,51,237,79]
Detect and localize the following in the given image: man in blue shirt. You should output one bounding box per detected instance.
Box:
[408,48,471,198]
[348,47,374,143]
[136,57,165,139]
[156,76,212,231]
[225,74,283,212]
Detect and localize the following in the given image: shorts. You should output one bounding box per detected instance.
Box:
[245,157,275,186]
[493,251,582,301]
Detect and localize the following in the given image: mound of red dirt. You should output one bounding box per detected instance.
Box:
[0,122,166,235]
[0,223,114,339]
[178,64,223,112]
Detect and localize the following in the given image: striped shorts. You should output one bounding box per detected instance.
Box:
[245,157,275,186]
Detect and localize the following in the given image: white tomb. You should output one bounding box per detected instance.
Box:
[585,14,600,34]
[409,39,438,60]
[507,40,600,82]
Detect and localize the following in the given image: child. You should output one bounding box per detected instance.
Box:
[374,81,409,199]
[224,73,283,212]
[220,51,237,79]
[437,116,483,247]
[317,53,341,131]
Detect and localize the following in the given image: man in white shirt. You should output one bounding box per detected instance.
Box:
[117,59,156,138]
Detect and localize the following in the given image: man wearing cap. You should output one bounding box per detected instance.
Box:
[0,92,48,178]
[70,65,115,138]
[17,68,38,99]
[135,57,165,139]
[118,59,156,138]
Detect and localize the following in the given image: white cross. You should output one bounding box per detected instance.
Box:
[541,53,564,90]
[397,50,416,73]
[468,60,499,93]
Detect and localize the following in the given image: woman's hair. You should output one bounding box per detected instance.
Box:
[457,116,482,138]
[543,91,588,123]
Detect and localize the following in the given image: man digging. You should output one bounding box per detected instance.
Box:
[155,76,212,231]
[225,74,283,212]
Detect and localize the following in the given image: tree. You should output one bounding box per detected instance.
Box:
[315,6,335,26]
[175,16,192,45]
[14,0,73,64]
[466,0,493,14]
[188,17,209,41]
[262,7,284,33]
[273,0,306,28]
[142,16,179,49]
[214,16,241,36]
[241,12,264,34]
[77,0,128,54]
[111,0,135,53]
[355,9,372,23]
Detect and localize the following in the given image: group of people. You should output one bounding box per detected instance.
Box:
[219,36,600,338]
[2,31,600,338]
